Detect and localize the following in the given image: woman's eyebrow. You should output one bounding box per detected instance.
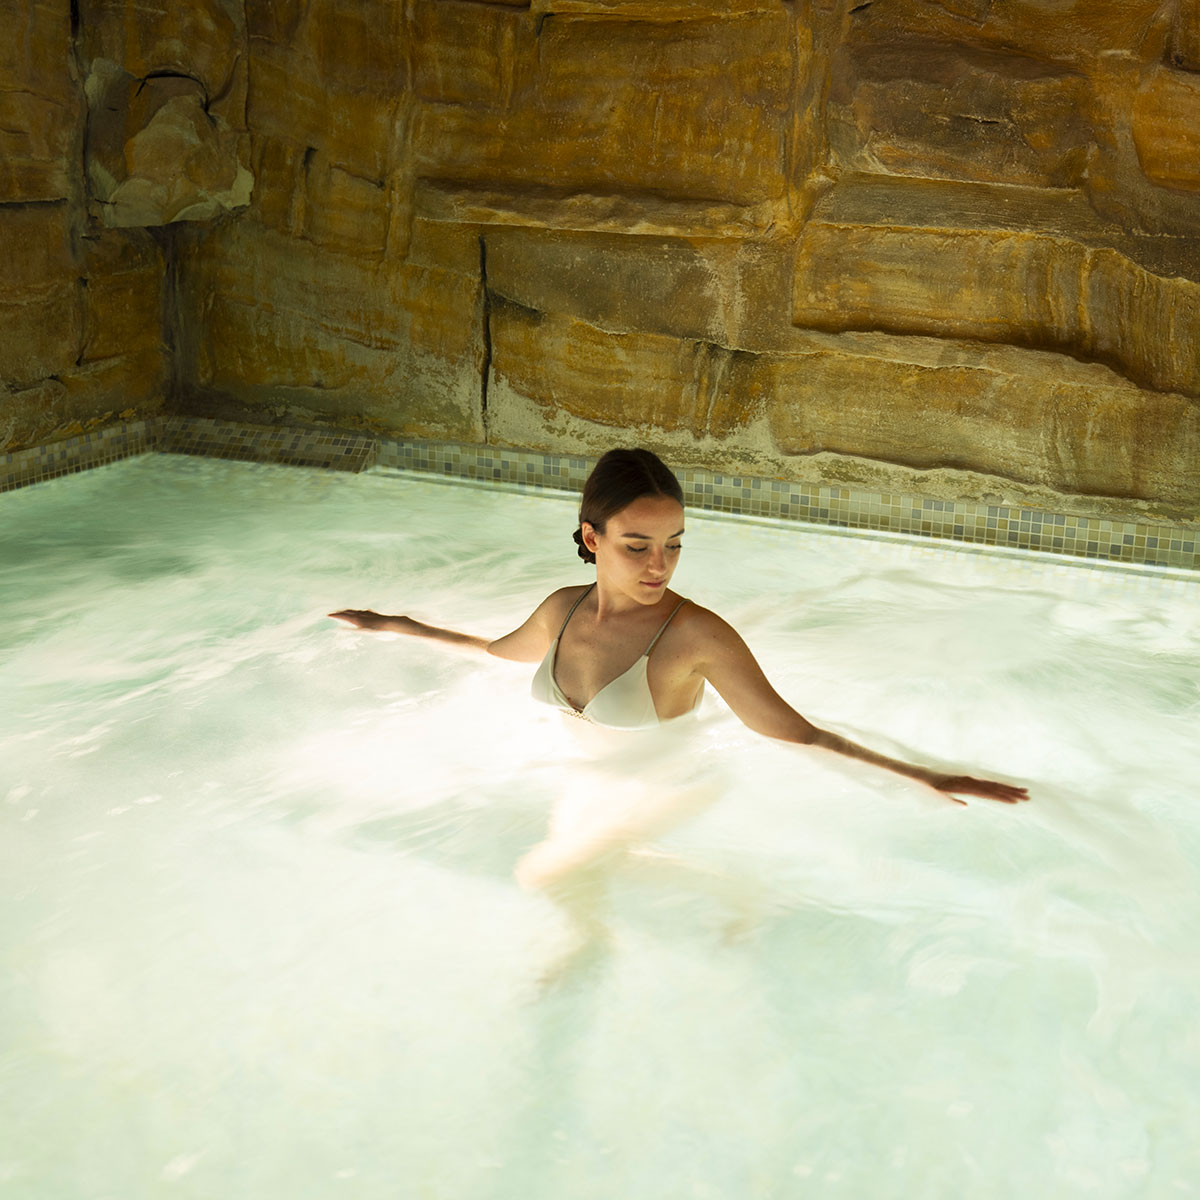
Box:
[619,529,685,539]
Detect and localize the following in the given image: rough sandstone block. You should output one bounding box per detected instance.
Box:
[758,348,1200,505]
[2,352,166,450]
[85,61,253,227]
[409,0,524,108]
[488,304,758,440]
[793,176,1200,399]
[249,137,393,256]
[79,229,164,364]
[248,45,396,182]
[827,40,1092,188]
[533,1,781,15]
[412,179,778,242]
[407,5,801,241]
[1132,67,1200,193]
[478,226,799,350]
[0,212,165,446]
[1170,0,1200,70]
[406,218,487,278]
[833,0,1200,230]
[247,0,406,96]
[843,0,1172,70]
[0,205,82,388]
[0,0,77,201]
[413,12,793,208]
[175,224,484,441]
[77,0,243,109]
[482,229,725,343]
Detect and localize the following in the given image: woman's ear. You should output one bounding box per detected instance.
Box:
[581,522,599,553]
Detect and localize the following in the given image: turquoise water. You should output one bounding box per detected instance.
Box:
[2,454,1199,1199]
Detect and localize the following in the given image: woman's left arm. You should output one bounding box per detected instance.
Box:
[691,609,1029,806]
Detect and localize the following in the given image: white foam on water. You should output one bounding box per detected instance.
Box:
[2,454,1199,1199]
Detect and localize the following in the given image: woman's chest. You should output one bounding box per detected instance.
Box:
[555,621,696,710]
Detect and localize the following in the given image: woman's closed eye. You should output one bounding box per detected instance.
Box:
[628,544,682,554]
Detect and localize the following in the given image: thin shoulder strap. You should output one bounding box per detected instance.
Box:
[644,597,689,657]
[555,583,595,639]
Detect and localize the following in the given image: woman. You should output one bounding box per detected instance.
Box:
[331,448,1028,889]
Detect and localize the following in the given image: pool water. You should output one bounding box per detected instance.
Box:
[2,454,1199,1199]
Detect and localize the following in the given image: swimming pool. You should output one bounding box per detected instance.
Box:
[3,453,1198,1198]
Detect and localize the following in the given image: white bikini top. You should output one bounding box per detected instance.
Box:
[530,585,703,730]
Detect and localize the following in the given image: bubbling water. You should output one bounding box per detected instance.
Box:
[1,454,1198,1199]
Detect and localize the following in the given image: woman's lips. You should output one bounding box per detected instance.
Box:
[641,581,665,588]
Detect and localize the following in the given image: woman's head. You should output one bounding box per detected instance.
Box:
[575,448,684,567]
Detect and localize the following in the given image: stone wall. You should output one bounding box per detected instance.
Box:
[4,0,1200,518]
[1,1,157,450]
[0,0,253,450]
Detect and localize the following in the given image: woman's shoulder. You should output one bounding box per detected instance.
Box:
[671,597,740,645]
[670,599,759,673]
[545,583,593,607]
[675,595,725,626]
[533,583,594,624]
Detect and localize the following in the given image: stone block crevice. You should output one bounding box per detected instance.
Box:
[479,232,493,438]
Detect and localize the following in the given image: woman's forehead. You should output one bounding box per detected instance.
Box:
[608,494,685,533]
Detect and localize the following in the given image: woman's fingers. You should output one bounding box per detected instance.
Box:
[938,775,1031,804]
[328,609,378,628]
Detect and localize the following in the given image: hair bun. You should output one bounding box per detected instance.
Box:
[572,526,596,564]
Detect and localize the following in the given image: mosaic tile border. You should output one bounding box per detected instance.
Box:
[159,416,378,472]
[375,438,1199,574]
[0,417,377,492]
[0,419,159,493]
[3,423,1197,573]
[675,472,1200,574]
[374,437,595,493]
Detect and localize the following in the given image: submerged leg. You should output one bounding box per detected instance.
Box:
[515,775,722,892]
[619,847,768,942]
[531,863,614,993]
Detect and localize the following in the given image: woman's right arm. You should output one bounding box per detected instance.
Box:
[328,588,572,663]
[328,610,491,651]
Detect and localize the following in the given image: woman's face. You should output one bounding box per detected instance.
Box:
[582,494,685,605]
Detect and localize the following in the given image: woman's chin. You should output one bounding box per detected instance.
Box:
[636,585,667,602]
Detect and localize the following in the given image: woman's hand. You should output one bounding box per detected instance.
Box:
[328,609,401,632]
[923,773,1031,806]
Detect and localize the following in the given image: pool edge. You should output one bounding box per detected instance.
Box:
[3,416,1197,575]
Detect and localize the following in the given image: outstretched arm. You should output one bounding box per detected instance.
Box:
[328,610,491,652]
[329,587,575,664]
[692,609,1029,806]
[801,728,1029,806]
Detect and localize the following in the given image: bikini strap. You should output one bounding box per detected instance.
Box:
[555,583,595,639]
[644,597,689,657]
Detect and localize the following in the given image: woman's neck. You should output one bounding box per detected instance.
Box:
[590,577,675,622]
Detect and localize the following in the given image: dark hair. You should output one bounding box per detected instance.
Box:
[574,448,684,564]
